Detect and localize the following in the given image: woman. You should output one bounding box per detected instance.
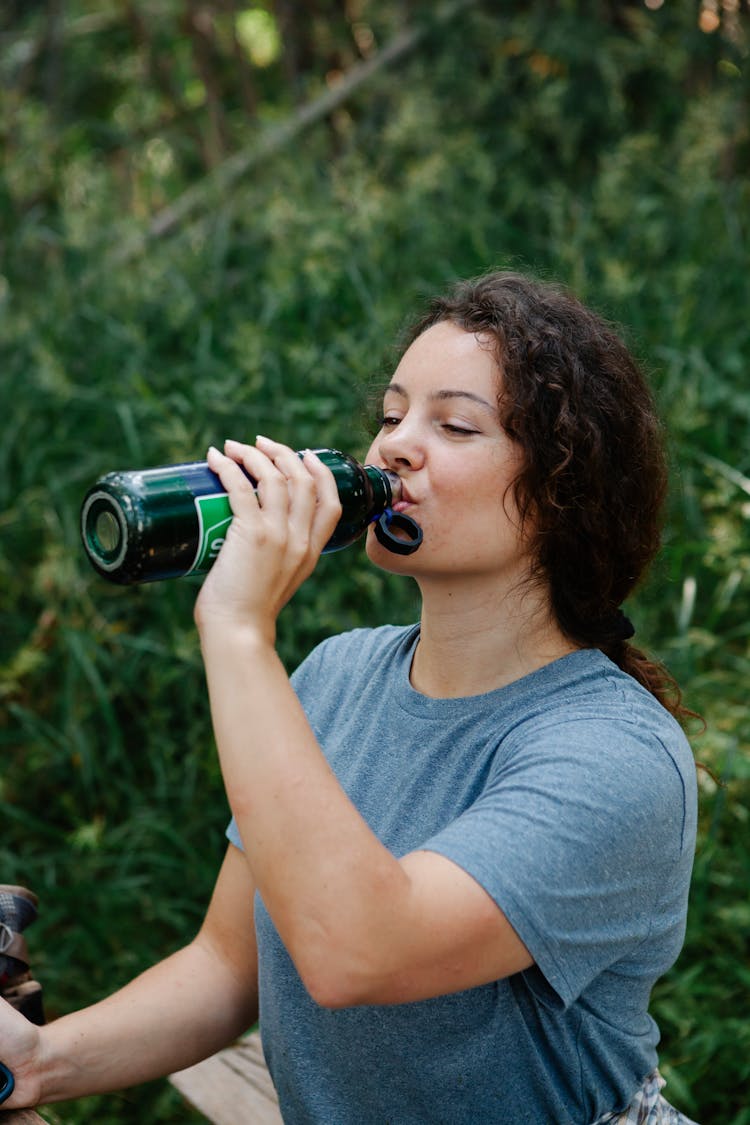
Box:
[0,272,698,1123]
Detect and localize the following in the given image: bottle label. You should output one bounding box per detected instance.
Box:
[188,493,233,574]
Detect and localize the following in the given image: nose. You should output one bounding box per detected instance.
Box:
[376,418,425,472]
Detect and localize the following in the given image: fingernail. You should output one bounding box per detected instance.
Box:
[255,434,269,443]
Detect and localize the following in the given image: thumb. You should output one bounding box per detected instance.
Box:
[0,997,42,1109]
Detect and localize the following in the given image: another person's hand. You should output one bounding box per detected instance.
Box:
[194,437,341,643]
[0,997,43,1110]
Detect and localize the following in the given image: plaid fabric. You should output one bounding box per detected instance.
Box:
[0,890,20,927]
[1,888,37,979]
[0,889,36,934]
[593,1070,701,1125]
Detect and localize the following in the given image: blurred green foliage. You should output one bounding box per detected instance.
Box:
[1,1,749,1122]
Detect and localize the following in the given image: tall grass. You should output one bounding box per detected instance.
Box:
[2,5,749,1121]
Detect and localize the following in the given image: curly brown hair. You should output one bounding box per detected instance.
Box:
[399,270,689,723]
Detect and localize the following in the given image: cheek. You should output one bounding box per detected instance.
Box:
[364,436,380,465]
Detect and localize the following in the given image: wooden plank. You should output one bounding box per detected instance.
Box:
[170,1030,283,1125]
[0,1111,48,1124]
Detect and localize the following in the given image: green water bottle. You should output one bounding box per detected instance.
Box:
[80,448,422,585]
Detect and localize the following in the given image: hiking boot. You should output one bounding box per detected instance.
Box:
[0,885,45,1026]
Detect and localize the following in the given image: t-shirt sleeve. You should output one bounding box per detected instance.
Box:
[420,715,692,1008]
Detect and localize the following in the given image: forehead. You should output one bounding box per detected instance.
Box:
[390,321,500,399]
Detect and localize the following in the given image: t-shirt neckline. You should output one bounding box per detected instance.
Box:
[392,625,610,718]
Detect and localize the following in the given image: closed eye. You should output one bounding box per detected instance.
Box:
[442,424,480,436]
[380,416,480,436]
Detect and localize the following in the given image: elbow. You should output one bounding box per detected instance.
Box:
[304,974,357,1011]
[293,935,386,1011]
[279,864,411,1009]
[303,967,378,1011]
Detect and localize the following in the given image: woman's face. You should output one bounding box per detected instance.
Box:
[365,320,532,586]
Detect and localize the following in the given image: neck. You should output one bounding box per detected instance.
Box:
[411,575,577,698]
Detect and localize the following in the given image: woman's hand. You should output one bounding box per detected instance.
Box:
[194,437,342,643]
[0,998,43,1110]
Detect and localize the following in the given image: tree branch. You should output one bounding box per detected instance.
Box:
[107,0,478,266]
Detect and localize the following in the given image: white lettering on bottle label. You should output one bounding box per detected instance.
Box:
[188,493,233,574]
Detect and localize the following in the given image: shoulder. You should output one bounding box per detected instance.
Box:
[500,650,697,853]
[291,623,419,688]
[509,649,693,764]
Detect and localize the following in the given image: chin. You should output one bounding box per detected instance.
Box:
[364,527,420,575]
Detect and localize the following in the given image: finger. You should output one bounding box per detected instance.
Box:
[253,438,323,557]
[249,437,313,533]
[207,444,279,526]
[220,439,289,513]
[301,450,344,552]
[254,435,327,516]
[253,434,298,462]
[252,441,339,564]
[206,445,259,513]
[253,435,313,488]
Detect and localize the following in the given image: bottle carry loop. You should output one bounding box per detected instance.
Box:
[0,1061,13,1106]
[373,509,423,556]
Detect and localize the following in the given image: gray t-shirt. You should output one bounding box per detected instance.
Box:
[227,624,697,1124]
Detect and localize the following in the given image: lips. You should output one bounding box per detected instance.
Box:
[392,483,415,512]
[378,467,417,512]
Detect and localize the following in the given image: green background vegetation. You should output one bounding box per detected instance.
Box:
[1,2,748,1121]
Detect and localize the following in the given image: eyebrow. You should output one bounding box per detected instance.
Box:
[385,382,497,414]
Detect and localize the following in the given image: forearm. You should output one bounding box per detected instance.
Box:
[200,626,410,1004]
[37,934,257,1104]
[194,437,414,1003]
